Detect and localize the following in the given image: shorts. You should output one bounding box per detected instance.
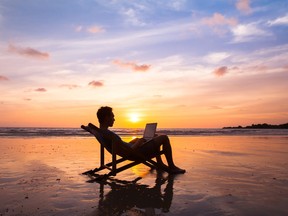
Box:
[137,139,159,157]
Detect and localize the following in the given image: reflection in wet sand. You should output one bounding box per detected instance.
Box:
[89,172,175,215]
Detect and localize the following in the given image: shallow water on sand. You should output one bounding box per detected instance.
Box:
[0,136,288,215]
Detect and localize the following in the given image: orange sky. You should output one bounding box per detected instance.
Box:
[0,1,288,128]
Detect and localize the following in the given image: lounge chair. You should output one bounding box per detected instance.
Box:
[81,123,166,180]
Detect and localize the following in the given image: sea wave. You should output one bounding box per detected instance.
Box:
[0,127,288,137]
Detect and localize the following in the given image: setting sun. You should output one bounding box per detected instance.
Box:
[129,113,140,123]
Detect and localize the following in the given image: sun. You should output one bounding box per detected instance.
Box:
[129,113,140,123]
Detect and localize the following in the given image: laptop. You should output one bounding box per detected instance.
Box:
[143,123,157,141]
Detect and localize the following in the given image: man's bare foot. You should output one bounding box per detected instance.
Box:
[169,166,186,174]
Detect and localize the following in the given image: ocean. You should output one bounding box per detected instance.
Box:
[0,127,288,137]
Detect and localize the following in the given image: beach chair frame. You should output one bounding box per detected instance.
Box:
[81,123,165,180]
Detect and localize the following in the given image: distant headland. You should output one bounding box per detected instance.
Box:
[223,123,288,129]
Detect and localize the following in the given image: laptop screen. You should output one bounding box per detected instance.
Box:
[143,123,157,140]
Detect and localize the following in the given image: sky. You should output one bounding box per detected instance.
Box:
[0,0,288,128]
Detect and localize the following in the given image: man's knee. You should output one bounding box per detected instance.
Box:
[159,134,169,143]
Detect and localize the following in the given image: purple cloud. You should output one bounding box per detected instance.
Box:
[8,43,50,60]
[88,81,104,87]
[0,75,9,81]
[35,88,47,92]
[213,66,229,77]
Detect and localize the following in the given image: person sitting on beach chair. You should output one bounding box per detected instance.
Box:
[96,106,185,174]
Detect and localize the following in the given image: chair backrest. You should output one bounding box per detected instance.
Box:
[81,124,113,154]
[81,123,137,159]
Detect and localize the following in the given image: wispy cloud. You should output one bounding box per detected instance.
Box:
[202,13,237,35]
[60,84,81,90]
[39,21,195,57]
[213,66,228,77]
[88,80,104,87]
[0,75,9,81]
[75,25,105,33]
[121,7,146,26]
[231,22,271,43]
[204,52,230,64]
[113,60,151,72]
[92,1,148,27]
[35,88,47,92]
[87,25,105,33]
[236,0,252,14]
[75,25,83,32]
[8,44,49,60]
[226,45,288,75]
[267,14,288,26]
[168,0,186,11]
[202,13,238,27]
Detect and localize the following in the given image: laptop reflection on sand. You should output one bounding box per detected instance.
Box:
[143,123,157,141]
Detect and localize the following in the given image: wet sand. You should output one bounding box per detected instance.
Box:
[1,135,288,215]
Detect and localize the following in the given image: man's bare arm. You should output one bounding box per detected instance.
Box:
[130,138,146,149]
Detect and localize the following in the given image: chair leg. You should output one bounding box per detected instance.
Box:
[111,147,117,176]
[100,145,104,166]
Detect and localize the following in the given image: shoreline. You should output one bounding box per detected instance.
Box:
[0,127,288,138]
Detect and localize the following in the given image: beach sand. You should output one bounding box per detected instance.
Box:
[1,135,288,216]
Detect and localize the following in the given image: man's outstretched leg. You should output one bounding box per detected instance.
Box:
[153,135,185,174]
